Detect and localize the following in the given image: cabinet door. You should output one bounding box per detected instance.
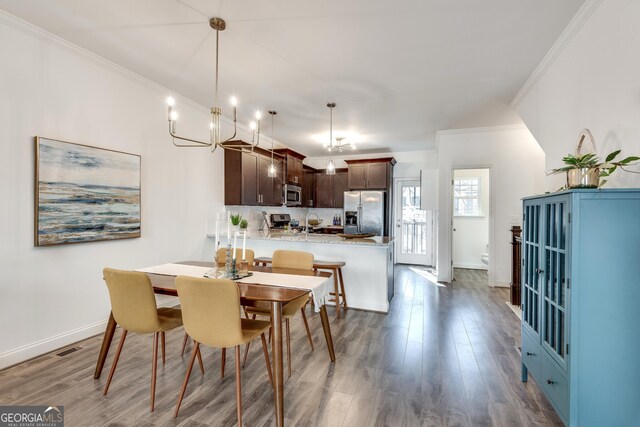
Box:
[541,198,569,370]
[315,173,332,208]
[257,155,273,205]
[293,158,303,184]
[302,170,315,207]
[522,201,542,336]
[348,164,367,189]
[272,158,284,206]
[332,171,348,208]
[366,162,388,189]
[241,153,258,205]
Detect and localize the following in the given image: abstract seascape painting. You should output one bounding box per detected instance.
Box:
[35,137,141,246]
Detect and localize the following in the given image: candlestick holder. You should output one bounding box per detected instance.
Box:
[224,244,233,278]
[232,258,238,278]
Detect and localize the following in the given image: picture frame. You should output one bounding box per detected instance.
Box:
[34,136,141,246]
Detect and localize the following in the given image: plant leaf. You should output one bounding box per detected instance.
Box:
[605,150,621,162]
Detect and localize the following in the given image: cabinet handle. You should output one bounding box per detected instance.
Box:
[546,379,555,385]
[526,352,535,356]
[536,268,544,274]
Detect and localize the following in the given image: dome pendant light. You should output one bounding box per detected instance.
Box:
[267,111,277,178]
[326,102,336,175]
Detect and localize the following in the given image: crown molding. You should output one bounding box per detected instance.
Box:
[436,123,528,136]
[0,9,269,140]
[511,0,604,108]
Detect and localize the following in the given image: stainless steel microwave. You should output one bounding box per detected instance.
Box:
[284,184,302,207]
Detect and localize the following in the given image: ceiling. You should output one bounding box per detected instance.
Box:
[0,0,584,156]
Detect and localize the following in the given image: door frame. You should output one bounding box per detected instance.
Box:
[449,166,494,285]
[393,177,434,266]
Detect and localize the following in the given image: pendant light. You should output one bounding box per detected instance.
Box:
[326,102,336,175]
[267,110,277,178]
[165,17,261,153]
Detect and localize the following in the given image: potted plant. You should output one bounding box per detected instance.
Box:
[239,219,248,230]
[230,213,242,233]
[549,150,640,188]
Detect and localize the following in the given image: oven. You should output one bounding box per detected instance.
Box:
[284,184,302,207]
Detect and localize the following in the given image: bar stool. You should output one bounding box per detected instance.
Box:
[254,257,348,319]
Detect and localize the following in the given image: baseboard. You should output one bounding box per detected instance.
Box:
[491,280,510,288]
[453,263,488,270]
[0,296,180,371]
[330,297,389,313]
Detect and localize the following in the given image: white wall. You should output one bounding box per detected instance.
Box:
[452,168,490,270]
[514,0,640,190]
[437,125,545,286]
[0,12,244,368]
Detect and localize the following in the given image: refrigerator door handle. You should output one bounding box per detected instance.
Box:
[358,204,363,233]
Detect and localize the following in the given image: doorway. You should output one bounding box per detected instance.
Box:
[451,168,491,281]
[394,179,434,266]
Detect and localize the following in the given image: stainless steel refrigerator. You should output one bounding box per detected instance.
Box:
[343,191,386,236]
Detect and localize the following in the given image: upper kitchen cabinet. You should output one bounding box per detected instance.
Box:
[302,166,316,208]
[223,140,284,206]
[345,158,396,190]
[316,169,348,208]
[274,148,305,185]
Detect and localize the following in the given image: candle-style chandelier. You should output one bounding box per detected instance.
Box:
[166,17,261,153]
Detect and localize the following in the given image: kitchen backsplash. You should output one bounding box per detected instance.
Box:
[208,205,343,234]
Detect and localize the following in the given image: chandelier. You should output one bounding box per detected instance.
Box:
[166,17,261,153]
[326,102,336,175]
[327,136,353,153]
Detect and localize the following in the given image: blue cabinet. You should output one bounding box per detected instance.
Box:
[521,189,640,427]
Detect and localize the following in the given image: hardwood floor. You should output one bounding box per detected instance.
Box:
[0,267,563,426]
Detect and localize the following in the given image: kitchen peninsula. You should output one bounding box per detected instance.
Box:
[208,231,395,313]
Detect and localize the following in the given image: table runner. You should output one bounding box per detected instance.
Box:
[135,263,330,312]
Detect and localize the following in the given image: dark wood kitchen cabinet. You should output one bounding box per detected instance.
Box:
[302,167,316,207]
[346,158,396,190]
[224,140,284,206]
[315,170,347,208]
[274,148,305,185]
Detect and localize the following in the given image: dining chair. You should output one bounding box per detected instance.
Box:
[244,250,315,377]
[180,247,256,358]
[174,276,273,426]
[102,268,202,412]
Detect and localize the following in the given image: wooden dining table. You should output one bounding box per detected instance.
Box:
[93,261,336,427]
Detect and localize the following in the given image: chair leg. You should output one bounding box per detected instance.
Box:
[103,329,127,396]
[332,268,341,319]
[196,345,204,375]
[300,308,314,351]
[260,333,274,388]
[174,342,199,418]
[151,332,159,412]
[235,345,243,427]
[286,318,291,378]
[181,332,189,356]
[242,341,251,367]
[338,267,348,310]
[161,331,166,365]
[221,348,226,378]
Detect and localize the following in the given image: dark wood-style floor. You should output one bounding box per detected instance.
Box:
[0,267,562,426]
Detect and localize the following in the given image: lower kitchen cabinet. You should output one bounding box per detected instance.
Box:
[521,189,640,426]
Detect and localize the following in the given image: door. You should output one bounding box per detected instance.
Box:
[332,171,348,208]
[348,164,367,189]
[259,155,274,205]
[315,173,332,208]
[272,157,284,206]
[366,162,388,189]
[361,191,385,236]
[395,180,433,265]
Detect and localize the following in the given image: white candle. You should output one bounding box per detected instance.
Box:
[233,232,238,260]
[242,231,247,260]
[227,211,231,243]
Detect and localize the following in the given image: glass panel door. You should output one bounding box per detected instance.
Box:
[522,202,541,335]
[395,180,433,265]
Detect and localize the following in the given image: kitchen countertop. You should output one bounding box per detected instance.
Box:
[207,231,395,247]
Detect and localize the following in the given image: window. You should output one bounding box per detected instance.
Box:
[453,177,481,216]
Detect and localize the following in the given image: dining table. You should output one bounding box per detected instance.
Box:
[93,261,336,427]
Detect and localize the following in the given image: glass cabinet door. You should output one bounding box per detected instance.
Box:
[522,202,541,336]
[542,199,569,370]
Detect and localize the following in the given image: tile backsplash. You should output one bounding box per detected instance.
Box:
[208,205,343,234]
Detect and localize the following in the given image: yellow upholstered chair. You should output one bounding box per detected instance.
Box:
[180,247,256,357]
[244,250,315,377]
[174,276,273,426]
[102,268,197,412]
[216,247,255,267]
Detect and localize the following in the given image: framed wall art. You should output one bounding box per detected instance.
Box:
[34,137,141,246]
